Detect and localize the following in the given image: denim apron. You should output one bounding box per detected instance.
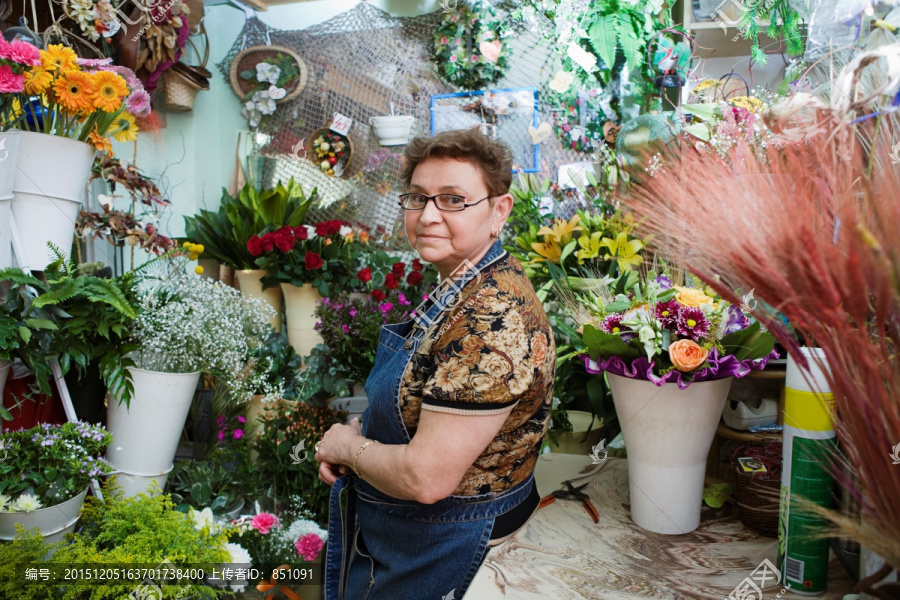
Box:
[325,241,535,600]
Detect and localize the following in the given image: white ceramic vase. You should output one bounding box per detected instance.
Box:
[106,367,201,497]
[281,283,323,359]
[608,373,733,535]
[368,115,415,146]
[236,269,282,332]
[11,131,95,270]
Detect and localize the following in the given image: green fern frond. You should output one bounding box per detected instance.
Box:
[32,279,78,308]
[0,268,45,288]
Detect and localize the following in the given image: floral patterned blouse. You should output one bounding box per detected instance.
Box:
[399,250,555,496]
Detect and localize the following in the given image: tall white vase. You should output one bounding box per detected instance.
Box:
[0,130,21,269]
[608,373,733,535]
[281,283,323,359]
[106,367,201,497]
[236,269,282,332]
[11,132,95,270]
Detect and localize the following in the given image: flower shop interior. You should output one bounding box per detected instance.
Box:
[1,0,899,598]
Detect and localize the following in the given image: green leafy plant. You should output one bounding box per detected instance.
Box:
[0,479,233,600]
[738,0,805,65]
[703,482,733,508]
[168,453,245,515]
[184,178,315,270]
[251,331,304,400]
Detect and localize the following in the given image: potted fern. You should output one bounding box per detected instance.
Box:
[184,178,316,332]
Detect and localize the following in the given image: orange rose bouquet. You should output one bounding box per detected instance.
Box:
[560,268,777,388]
[6,46,149,154]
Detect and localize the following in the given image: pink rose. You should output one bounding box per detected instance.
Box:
[250,513,280,535]
[295,533,324,561]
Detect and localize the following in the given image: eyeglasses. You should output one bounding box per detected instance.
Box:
[398,193,492,212]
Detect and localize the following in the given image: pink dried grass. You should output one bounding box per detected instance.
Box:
[626,116,900,569]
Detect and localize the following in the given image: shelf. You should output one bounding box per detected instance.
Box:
[716,420,782,442]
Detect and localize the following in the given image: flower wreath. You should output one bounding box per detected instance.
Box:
[433,0,510,91]
[548,85,614,154]
[312,131,349,177]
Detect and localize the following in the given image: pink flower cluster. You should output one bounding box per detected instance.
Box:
[0,38,40,94]
[250,512,280,535]
[295,532,324,561]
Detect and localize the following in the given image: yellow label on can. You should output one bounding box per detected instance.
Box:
[784,388,835,432]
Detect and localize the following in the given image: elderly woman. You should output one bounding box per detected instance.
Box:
[315,129,555,600]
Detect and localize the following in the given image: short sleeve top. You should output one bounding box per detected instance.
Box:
[398,250,555,496]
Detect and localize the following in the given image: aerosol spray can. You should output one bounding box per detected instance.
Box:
[779,347,835,596]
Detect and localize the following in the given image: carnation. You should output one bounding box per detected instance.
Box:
[250,512,280,535]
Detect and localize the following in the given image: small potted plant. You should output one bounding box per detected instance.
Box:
[245,331,304,433]
[0,422,114,543]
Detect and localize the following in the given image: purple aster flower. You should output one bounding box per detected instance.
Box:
[655,274,673,289]
[676,307,710,340]
[349,308,357,317]
[380,302,394,314]
[654,300,680,327]
[602,314,628,335]
[724,304,751,334]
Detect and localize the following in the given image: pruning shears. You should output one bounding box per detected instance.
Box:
[538,480,600,523]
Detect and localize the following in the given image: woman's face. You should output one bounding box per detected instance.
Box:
[405,157,510,279]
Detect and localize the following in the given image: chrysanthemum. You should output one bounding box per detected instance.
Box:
[12,493,42,513]
[601,313,627,335]
[125,89,151,117]
[53,70,95,113]
[88,129,114,156]
[111,112,138,142]
[90,70,128,112]
[24,65,53,94]
[654,299,680,327]
[41,44,78,72]
[676,306,710,341]
[0,494,10,511]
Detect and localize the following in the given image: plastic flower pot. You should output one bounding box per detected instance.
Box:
[106,367,201,497]
[608,373,733,534]
[0,487,88,544]
[11,132,95,270]
[368,115,415,146]
[0,130,21,269]
[236,269,282,332]
[281,283,323,361]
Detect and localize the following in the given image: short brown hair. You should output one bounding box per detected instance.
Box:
[400,129,513,199]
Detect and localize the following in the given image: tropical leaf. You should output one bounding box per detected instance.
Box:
[589,16,618,71]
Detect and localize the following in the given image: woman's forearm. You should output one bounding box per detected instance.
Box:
[338,435,446,503]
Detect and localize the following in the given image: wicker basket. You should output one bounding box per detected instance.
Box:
[163,28,211,112]
[731,443,782,537]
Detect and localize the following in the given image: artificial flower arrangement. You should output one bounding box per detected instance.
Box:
[0,422,114,513]
[560,268,778,388]
[433,0,510,90]
[78,155,175,258]
[61,0,123,44]
[1,45,148,152]
[238,55,299,128]
[311,130,350,177]
[548,84,611,154]
[251,219,359,297]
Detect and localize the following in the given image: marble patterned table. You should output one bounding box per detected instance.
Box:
[464,454,854,600]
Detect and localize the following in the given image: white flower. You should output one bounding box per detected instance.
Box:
[12,493,42,513]
[570,128,583,141]
[255,63,281,85]
[191,507,216,531]
[241,104,262,128]
[0,494,10,512]
[548,70,574,94]
[267,85,286,100]
[638,326,658,359]
[278,517,328,545]
[304,225,317,240]
[225,543,252,592]
[259,98,276,115]
[338,225,352,237]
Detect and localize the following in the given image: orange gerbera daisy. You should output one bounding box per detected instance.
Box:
[90,71,128,112]
[41,44,78,72]
[88,129,114,156]
[24,66,53,95]
[53,70,95,113]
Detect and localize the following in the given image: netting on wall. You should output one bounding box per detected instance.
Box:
[217,1,593,248]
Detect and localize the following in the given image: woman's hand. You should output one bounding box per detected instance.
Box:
[315,421,365,485]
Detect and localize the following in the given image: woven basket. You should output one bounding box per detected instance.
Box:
[731,443,782,538]
[163,27,211,112]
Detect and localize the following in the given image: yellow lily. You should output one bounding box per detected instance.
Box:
[576,231,603,263]
[600,232,644,273]
[536,214,583,247]
[531,239,563,264]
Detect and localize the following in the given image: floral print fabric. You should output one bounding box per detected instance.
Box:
[399,252,555,495]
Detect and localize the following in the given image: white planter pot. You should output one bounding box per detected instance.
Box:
[236,269,282,332]
[281,283,323,359]
[107,367,201,497]
[0,487,88,544]
[368,115,415,146]
[608,373,733,535]
[0,359,11,406]
[0,130,21,270]
[11,132,95,270]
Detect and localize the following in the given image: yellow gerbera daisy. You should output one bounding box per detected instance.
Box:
[111,112,139,143]
[91,71,129,112]
[88,129,114,156]
[41,44,78,72]
[53,70,95,113]
[24,66,54,95]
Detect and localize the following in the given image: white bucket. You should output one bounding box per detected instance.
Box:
[369,115,415,146]
[106,367,200,497]
[236,269,282,332]
[608,373,733,535]
[0,487,88,544]
[0,360,10,405]
[281,282,323,359]
[785,347,831,394]
[11,132,95,270]
[0,130,21,270]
